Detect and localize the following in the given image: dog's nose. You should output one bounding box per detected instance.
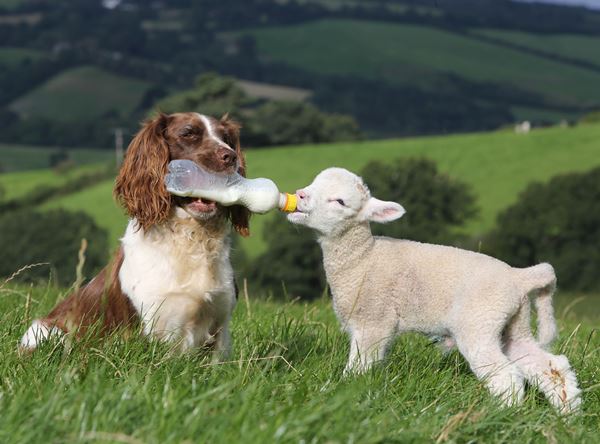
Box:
[218,148,237,167]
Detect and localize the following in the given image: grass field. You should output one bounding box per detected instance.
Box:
[9,66,151,122]
[247,19,600,108]
[38,123,600,255]
[0,143,112,173]
[0,283,598,443]
[0,47,46,67]
[473,29,600,68]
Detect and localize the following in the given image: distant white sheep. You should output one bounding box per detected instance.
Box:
[514,120,531,134]
[288,167,581,414]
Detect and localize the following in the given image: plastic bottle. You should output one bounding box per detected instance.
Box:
[164,159,297,214]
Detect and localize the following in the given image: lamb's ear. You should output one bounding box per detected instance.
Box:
[360,197,405,223]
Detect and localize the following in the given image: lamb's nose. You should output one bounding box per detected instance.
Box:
[218,148,237,167]
[297,189,307,199]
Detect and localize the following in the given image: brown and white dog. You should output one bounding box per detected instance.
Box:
[20,112,250,357]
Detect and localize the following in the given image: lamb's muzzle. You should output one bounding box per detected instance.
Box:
[288,167,581,414]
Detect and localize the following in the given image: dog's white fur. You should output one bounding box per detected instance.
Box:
[120,207,235,355]
[289,167,581,413]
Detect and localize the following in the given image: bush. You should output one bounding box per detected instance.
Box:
[245,216,325,301]
[484,167,600,291]
[246,158,478,300]
[362,158,478,245]
[0,209,109,286]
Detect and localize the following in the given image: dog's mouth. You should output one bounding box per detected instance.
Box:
[180,196,218,214]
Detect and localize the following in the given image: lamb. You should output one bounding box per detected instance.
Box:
[288,167,581,414]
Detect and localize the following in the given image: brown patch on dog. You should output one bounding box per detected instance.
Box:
[41,248,139,337]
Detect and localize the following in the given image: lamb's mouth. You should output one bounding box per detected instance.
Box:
[287,207,308,223]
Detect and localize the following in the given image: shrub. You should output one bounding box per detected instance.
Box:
[0,209,109,286]
[485,167,600,291]
[362,158,478,245]
[246,158,478,300]
[245,216,325,301]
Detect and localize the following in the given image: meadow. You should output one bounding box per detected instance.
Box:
[472,29,600,68]
[9,122,599,255]
[247,19,600,109]
[0,283,598,443]
[9,66,151,122]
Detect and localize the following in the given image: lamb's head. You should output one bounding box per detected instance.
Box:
[288,167,405,236]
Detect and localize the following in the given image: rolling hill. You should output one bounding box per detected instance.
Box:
[18,122,600,255]
[9,66,151,122]
[472,28,600,67]
[246,19,600,116]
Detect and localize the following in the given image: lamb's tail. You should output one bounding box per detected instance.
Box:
[518,263,557,349]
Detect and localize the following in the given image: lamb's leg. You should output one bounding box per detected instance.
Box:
[504,304,581,413]
[344,325,395,375]
[455,332,525,405]
[211,323,232,363]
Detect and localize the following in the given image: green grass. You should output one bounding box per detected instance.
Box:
[0,143,112,173]
[0,47,46,67]
[247,19,600,107]
[473,29,600,68]
[9,66,151,122]
[42,180,128,246]
[0,283,598,443]
[0,163,110,201]
[38,123,600,254]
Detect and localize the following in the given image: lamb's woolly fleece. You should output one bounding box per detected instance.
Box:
[289,167,581,414]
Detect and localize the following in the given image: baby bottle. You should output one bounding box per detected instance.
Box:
[165,159,297,214]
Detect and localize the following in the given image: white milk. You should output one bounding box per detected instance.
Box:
[165,159,296,214]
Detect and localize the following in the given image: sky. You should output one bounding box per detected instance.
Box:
[518,0,600,9]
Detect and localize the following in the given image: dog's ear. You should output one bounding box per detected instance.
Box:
[221,114,250,237]
[114,113,173,231]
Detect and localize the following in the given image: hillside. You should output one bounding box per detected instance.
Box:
[248,19,600,112]
[9,66,151,122]
[472,28,600,67]
[20,122,600,255]
[0,143,112,174]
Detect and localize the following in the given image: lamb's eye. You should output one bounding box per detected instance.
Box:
[335,199,346,206]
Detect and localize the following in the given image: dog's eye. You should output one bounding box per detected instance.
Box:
[180,126,197,138]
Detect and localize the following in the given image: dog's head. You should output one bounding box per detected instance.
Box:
[114,112,250,236]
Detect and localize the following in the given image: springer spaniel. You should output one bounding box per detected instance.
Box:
[20,112,250,357]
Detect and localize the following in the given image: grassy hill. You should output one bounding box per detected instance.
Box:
[0,143,112,173]
[247,19,600,111]
[9,66,151,122]
[473,29,600,67]
[0,284,597,442]
[0,47,46,67]
[29,122,600,255]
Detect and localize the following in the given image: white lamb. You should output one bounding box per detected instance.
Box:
[288,167,581,414]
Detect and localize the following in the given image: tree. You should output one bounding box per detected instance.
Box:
[362,158,478,244]
[245,158,478,300]
[245,216,325,301]
[154,73,361,147]
[0,209,109,286]
[484,167,600,291]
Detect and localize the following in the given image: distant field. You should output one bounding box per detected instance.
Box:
[42,180,128,247]
[0,143,112,173]
[473,29,600,68]
[247,19,600,108]
[37,123,600,255]
[0,47,46,67]
[9,65,151,122]
[0,163,109,201]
